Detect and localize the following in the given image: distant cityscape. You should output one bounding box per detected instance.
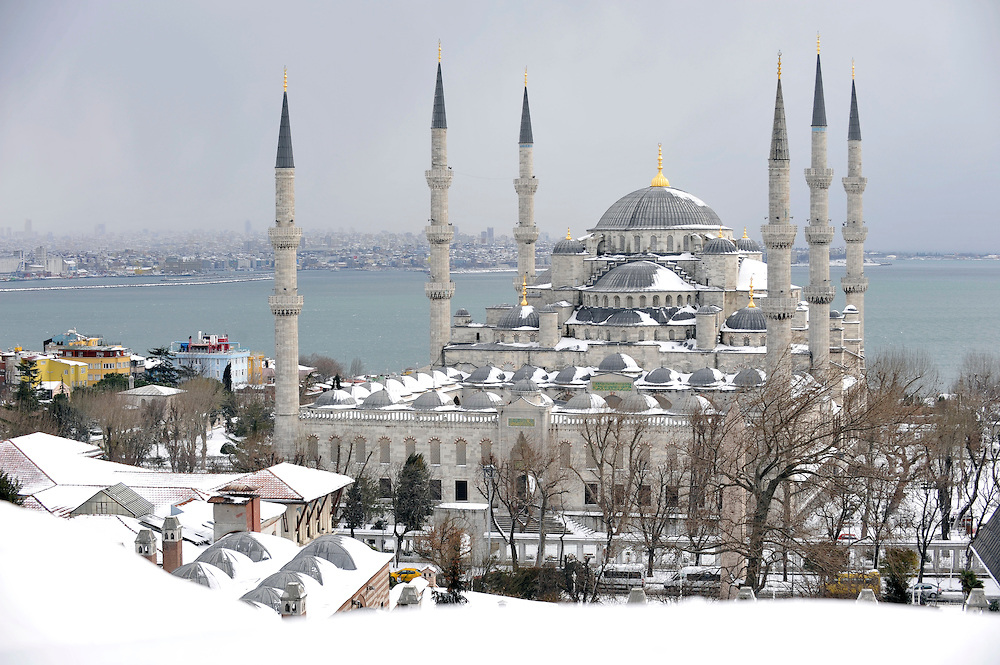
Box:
[0,224,994,279]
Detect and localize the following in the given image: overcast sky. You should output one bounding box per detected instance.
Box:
[0,1,997,252]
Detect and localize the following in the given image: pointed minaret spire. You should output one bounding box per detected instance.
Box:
[804,38,835,375]
[761,50,797,376]
[426,45,455,365]
[431,42,447,130]
[848,74,862,141]
[270,68,303,459]
[276,69,294,169]
[513,67,539,293]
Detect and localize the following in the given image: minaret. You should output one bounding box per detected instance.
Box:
[842,60,868,357]
[269,68,303,460]
[425,43,455,366]
[803,36,835,374]
[513,67,539,293]
[761,53,797,376]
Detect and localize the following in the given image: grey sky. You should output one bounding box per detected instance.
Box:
[0,1,997,252]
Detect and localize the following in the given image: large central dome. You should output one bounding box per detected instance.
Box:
[593,186,722,231]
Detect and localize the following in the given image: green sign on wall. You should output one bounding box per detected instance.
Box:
[508,418,536,427]
[592,381,633,392]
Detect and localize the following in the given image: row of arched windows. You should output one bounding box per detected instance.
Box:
[600,234,704,254]
[586,293,698,308]
[327,435,492,468]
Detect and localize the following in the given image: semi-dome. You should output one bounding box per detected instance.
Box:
[688,367,724,387]
[724,306,767,332]
[553,236,587,255]
[702,236,738,255]
[606,310,644,326]
[593,186,722,231]
[362,389,399,408]
[733,367,765,387]
[412,391,451,410]
[463,391,503,410]
[564,392,608,411]
[496,304,539,330]
[619,393,659,413]
[592,261,693,292]
[598,352,640,373]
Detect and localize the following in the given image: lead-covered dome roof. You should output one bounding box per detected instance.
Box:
[724,306,767,332]
[496,304,539,329]
[553,236,587,255]
[702,236,738,255]
[591,261,693,292]
[593,186,722,231]
[735,235,761,252]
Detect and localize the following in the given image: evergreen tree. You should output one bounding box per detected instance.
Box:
[142,347,196,387]
[12,358,42,411]
[343,475,381,538]
[0,469,24,506]
[392,453,433,564]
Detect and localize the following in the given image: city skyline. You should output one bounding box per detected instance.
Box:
[0,1,997,252]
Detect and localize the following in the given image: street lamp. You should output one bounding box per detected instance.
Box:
[483,464,496,569]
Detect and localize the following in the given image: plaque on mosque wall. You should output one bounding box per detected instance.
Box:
[591,381,634,392]
[507,418,536,427]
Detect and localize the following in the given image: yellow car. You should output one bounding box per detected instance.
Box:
[391,568,422,583]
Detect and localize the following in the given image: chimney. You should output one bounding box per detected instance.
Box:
[162,516,183,573]
[209,485,261,541]
[134,529,157,565]
[280,581,307,618]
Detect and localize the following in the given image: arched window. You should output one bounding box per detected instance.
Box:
[626,296,633,308]
[650,236,657,252]
[667,236,674,252]
[330,436,343,468]
[683,236,690,251]
[455,439,467,466]
[353,436,366,465]
[634,235,641,252]
[429,438,442,465]
[614,296,621,308]
[653,295,660,306]
[404,437,416,458]
[666,295,673,306]
[639,296,646,307]
[687,295,692,306]
[606,331,612,341]
[743,336,750,346]
[379,437,391,464]
[669,330,675,340]
[560,441,571,468]
[480,439,493,464]
[603,296,609,307]
[619,235,626,251]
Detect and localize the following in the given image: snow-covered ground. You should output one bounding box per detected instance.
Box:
[4,502,1000,665]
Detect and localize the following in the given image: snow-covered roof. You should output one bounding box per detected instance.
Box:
[120,385,185,397]
[231,463,352,503]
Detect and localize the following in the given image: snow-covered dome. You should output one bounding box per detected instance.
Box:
[172,562,232,590]
[554,366,592,385]
[208,532,275,563]
[733,367,765,387]
[512,364,548,383]
[511,379,540,394]
[411,391,451,410]
[463,391,503,410]
[297,535,357,570]
[592,261,694,292]
[280,555,331,584]
[618,393,659,413]
[240,586,283,612]
[688,367,725,388]
[361,389,399,409]
[564,392,609,411]
[667,394,713,415]
[496,304,539,329]
[593,186,722,231]
[311,389,357,408]
[195,547,255,578]
[598,352,641,374]
[467,365,507,384]
[643,367,679,384]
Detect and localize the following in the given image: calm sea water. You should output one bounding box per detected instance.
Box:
[0,260,995,386]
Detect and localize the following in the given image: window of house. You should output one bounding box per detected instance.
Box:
[430,439,441,465]
[430,479,442,501]
[379,438,390,464]
[455,480,468,502]
[666,486,679,507]
[585,483,599,505]
[455,440,467,466]
[379,478,392,499]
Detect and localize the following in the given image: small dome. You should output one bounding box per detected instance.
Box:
[512,364,546,382]
[670,310,696,322]
[258,570,310,592]
[667,394,713,415]
[606,310,644,326]
[467,365,506,384]
[736,236,761,252]
[843,305,858,313]
[195,547,254,578]
[598,353,640,373]
[688,367,724,387]
[554,366,592,385]
[724,306,767,332]
[733,368,765,387]
[553,237,587,255]
[619,393,659,413]
[593,186,722,231]
[312,389,357,408]
[297,535,357,570]
[511,379,539,393]
[454,308,470,317]
[702,236,738,255]
[463,391,503,410]
[281,555,329,584]
[830,310,843,319]
[240,586,283,613]
[208,532,273,563]
[565,392,608,411]
[496,305,539,329]
[172,562,231,590]
[644,367,678,384]
[362,389,399,408]
[412,391,450,410]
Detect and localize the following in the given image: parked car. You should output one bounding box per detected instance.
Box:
[598,564,647,591]
[908,582,941,602]
[391,568,422,583]
[663,567,721,593]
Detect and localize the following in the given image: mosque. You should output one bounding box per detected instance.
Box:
[268,43,870,550]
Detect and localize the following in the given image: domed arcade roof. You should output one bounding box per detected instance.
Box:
[564,392,608,411]
[598,352,640,374]
[412,391,451,410]
[463,391,503,410]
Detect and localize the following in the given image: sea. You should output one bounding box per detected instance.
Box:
[1,260,996,388]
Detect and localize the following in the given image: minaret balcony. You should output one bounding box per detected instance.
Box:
[841,276,869,293]
[804,284,836,304]
[760,296,797,319]
[425,281,455,300]
[425,171,453,190]
[269,226,303,250]
[269,294,303,316]
[842,177,867,194]
[760,224,797,249]
[804,168,834,189]
[804,226,835,244]
[425,226,454,245]
[514,178,539,196]
[842,227,868,242]
[513,227,539,243]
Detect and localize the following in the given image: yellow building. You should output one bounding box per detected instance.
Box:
[248,352,266,386]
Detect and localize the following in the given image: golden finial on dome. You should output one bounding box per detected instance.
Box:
[650,143,670,187]
[852,58,855,80]
[817,32,821,54]
[748,276,756,308]
[566,227,572,240]
[524,66,528,87]
[718,225,724,239]
[777,51,782,79]
[438,40,442,63]
[743,226,749,239]
[520,275,528,306]
[283,67,287,92]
